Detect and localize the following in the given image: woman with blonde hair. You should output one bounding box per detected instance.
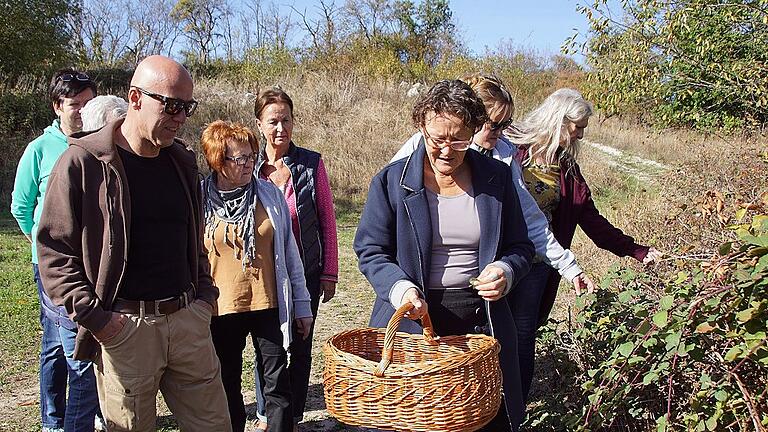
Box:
[510,88,662,366]
[200,120,314,432]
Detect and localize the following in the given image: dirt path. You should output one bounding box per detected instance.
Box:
[583,140,670,182]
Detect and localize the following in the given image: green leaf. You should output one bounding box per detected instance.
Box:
[618,290,634,303]
[665,332,681,350]
[718,241,732,256]
[714,390,729,402]
[724,346,742,362]
[653,310,669,328]
[736,307,756,323]
[618,341,634,357]
[659,295,675,310]
[643,371,659,385]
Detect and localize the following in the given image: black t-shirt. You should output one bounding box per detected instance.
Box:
[116,145,191,300]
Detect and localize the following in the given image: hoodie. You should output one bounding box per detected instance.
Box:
[11,119,68,264]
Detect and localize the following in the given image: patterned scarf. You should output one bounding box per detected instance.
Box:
[203,173,259,270]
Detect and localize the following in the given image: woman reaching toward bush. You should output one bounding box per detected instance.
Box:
[510,88,662,326]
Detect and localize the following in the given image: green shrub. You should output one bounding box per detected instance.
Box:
[564,208,768,430]
[0,92,52,136]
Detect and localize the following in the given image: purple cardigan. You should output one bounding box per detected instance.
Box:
[514,148,650,320]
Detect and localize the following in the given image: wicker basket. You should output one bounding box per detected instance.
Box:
[323,303,502,432]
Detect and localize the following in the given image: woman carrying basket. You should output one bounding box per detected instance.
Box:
[354,80,535,431]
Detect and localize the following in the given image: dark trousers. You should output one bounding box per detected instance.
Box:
[211,308,292,432]
[256,274,322,423]
[426,288,513,432]
[509,262,552,402]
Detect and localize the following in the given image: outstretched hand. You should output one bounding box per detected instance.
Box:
[643,247,664,265]
[572,272,597,295]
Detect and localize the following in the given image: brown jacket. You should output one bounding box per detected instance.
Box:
[36,119,218,360]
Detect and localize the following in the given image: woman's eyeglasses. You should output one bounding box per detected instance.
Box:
[422,129,473,151]
[133,86,199,117]
[224,154,256,166]
[487,118,512,132]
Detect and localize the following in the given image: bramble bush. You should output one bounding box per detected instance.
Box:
[560,198,768,431]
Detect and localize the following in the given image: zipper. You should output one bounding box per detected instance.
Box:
[288,164,305,264]
[103,163,114,256]
[110,164,128,308]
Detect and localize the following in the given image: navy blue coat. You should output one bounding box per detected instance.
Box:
[354,142,535,430]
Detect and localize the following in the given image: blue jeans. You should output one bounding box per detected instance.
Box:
[508,262,552,402]
[34,264,102,432]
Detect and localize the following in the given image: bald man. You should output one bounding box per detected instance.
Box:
[36,55,231,431]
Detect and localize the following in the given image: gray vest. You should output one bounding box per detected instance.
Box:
[257,143,323,277]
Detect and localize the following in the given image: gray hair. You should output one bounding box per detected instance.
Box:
[80,95,129,131]
[509,88,593,166]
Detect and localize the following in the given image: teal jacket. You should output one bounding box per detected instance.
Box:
[11,119,68,264]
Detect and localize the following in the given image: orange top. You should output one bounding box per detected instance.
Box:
[205,201,278,315]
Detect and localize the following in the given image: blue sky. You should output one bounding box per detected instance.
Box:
[282,0,594,57]
[451,0,590,56]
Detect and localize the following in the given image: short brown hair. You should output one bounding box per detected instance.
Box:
[254,87,294,120]
[200,120,258,173]
[411,80,488,130]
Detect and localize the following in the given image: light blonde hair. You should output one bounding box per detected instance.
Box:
[460,73,514,121]
[509,88,593,166]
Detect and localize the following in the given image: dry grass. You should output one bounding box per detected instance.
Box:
[180,73,415,208]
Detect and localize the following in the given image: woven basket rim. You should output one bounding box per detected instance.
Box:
[325,328,499,377]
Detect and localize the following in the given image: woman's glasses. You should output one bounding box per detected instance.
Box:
[133,87,199,117]
[422,129,473,151]
[224,154,256,166]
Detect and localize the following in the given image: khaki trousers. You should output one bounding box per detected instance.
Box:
[96,301,231,431]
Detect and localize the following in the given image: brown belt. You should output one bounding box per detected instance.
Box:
[112,289,194,316]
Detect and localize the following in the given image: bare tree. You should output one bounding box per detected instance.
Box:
[292,0,342,55]
[263,1,294,50]
[75,0,134,66]
[343,0,393,42]
[125,0,181,66]
[171,0,228,63]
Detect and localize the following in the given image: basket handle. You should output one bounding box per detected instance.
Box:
[374,302,439,377]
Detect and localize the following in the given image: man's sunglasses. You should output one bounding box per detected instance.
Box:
[133,87,199,117]
[58,72,91,82]
[488,118,513,132]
